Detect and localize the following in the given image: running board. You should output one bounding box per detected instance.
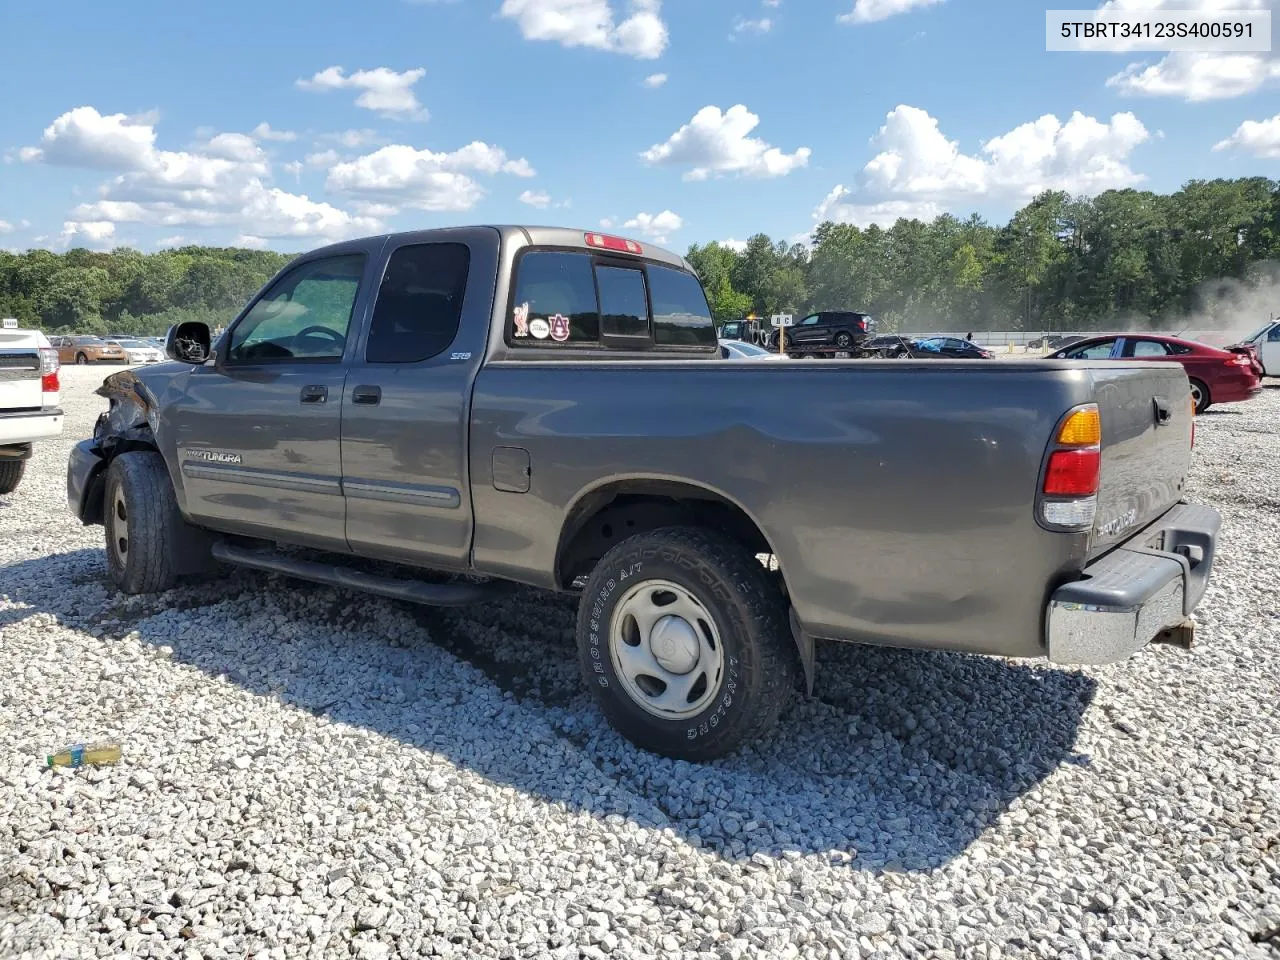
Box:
[210,542,514,607]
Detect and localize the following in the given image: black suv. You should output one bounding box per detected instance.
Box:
[767,311,872,350]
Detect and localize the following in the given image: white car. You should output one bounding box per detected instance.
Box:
[114,338,166,364]
[718,338,786,361]
[0,320,63,494]
[1237,319,1280,377]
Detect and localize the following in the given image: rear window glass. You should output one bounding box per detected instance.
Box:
[597,266,650,340]
[649,265,715,347]
[366,243,470,363]
[510,251,599,344]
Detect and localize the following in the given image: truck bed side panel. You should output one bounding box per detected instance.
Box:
[469,360,1097,659]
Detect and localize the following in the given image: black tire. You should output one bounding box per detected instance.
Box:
[1189,378,1211,414]
[576,526,796,761]
[0,460,25,495]
[76,353,88,365]
[834,331,853,349]
[104,451,183,594]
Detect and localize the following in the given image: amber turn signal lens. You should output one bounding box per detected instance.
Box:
[1056,406,1101,447]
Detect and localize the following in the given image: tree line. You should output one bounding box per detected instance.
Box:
[2,178,1278,336]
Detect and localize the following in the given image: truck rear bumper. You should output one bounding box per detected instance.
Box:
[0,407,63,447]
[1046,502,1220,665]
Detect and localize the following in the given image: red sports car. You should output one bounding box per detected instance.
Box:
[1047,333,1263,414]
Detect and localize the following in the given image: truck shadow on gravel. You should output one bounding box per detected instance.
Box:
[2,549,1096,873]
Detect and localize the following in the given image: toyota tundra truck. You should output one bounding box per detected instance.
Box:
[1,321,63,494]
[66,226,1220,761]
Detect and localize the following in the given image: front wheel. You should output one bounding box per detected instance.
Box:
[1189,378,1211,414]
[576,527,796,761]
[0,460,26,495]
[76,353,88,365]
[104,451,183,594]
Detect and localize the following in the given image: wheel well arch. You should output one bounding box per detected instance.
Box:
[554,477,779,589]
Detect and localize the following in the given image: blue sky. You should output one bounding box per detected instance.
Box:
[2,0,1278,254]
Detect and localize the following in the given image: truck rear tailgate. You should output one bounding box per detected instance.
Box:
[0,347,43,411]
[1089,363,1193,556]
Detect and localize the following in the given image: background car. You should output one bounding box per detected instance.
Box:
[114,338,166,364]
[766,310,872,350]
[1230,319,1280,377]
[718,338,784,360]
[1047,333,1262,413]
[48,335,127,365]
[911,336,995,359]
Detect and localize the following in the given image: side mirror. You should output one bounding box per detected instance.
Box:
[165,321,212,364]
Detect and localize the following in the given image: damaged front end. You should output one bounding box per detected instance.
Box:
[68,370,165,525]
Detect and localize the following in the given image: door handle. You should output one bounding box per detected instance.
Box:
[300,385,327,404]
[352,385,381,405]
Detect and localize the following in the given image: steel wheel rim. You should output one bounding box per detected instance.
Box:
[608,579,725,721]
[1191,382,1204,409]
[111,487,129,563]
[836,333,851,348]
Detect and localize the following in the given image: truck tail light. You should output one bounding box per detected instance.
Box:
[1040,403,1100,530]
[39,347,60,394]
[1190,395,1196,447]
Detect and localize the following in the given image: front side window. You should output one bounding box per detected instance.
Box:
[510,251,599,344]
[800,315,821,326]
[1269,325,1280,342]
[366,243,470,363]
[649,265,715,347]
[1066,339,1116,359]
[228,254,365,363]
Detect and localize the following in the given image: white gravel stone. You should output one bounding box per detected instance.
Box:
[0,365,1277,959]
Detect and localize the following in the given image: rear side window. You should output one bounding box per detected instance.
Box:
[510,251,599,344]
[597,266,650,340]
[366,243,470,363]
[649,265,715,347]
[1130,340,1170,357]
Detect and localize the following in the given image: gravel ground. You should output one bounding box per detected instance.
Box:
[1,365,1277,960]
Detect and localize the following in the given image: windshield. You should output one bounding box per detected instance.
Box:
[1242,322,1275,343]
[731,341,771,357]
[117,339,148,348]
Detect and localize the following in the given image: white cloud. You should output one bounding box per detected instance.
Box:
[838,0,943,24]
[251,122,297,142]
[235,235,269,250]
[59,220,116,249]
[204,133,266,163]
[21,106,158,170]
[1213,114,1280,158]
[24,106,380,244]
[623,209,682,243]
[306,149,341,168]
[1097,0,1278,101]
[0,220,12,234]
[599,217,615,228]
[814,105,1150,227]
[282,160,304,178]
[1107,51,1280,101]
[157,235,185,248]
[519,189,552,208]
[721,237,747,252]
[297,66,429,120]
[731,16,773,37]
[321,129,380,148]
[326,142,536,212]
[644,72,668,87]
[642,104,811,181]
[500,0,668,59]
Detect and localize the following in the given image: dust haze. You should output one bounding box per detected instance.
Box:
[1159,261,1280,345]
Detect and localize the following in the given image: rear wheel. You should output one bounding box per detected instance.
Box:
[76,353,88,365]
[1189,378,1211,414]
[576,526,796,761]
[0,460,26,495]
[104,452,183,594]
[834,331,853,349]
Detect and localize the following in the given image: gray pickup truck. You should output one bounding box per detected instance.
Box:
[67,225,1220,761]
